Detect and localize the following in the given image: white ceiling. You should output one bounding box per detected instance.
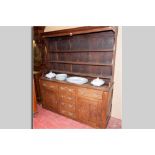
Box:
[44,26,80,32]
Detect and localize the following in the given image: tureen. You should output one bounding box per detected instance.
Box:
[91,77,105,86]
[45,71,56,79]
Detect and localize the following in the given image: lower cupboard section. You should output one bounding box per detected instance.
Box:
[40,80,112,128]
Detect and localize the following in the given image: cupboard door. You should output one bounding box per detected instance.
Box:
[77,99,89,122]
[77,97,101,127]
[89,103,98,123]
[42,87,58,112]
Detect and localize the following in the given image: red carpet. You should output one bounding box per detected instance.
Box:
[33,105,121,129]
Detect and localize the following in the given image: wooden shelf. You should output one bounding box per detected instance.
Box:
[51,70,112,79]
[49,49,113,53]
[49,61,112,66]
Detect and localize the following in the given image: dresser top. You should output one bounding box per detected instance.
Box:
[41,77,113,92]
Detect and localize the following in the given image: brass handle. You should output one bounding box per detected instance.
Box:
[68,89,73,92]
[61,102,65,105]
[61,110,65,114]
[49,86,55,88]
[43,83,47,86]
[68,104,73,108]
[68,112,73,116]
[68,97,72,100]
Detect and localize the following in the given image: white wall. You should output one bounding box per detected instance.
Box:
[111,27,122,119]
[44,26,122,120]
[44,26,79,32]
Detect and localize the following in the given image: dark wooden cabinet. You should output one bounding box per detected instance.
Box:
[40,26,118,128]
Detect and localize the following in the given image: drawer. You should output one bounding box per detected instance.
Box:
[60,101,75,113]
[78,88,102,100]
[41,81,58,91]
[60,109,76,119]
[42,103,58,113]
[60,95,76,104]
[59,85,76,96]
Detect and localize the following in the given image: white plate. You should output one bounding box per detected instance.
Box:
[67,76,88,85]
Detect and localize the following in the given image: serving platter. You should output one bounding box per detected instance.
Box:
[66,76,88,85]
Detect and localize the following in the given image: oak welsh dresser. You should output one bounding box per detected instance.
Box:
[40,26,118,128]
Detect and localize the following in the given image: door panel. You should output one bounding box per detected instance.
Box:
[78,100,89,122]
[77,97,101,127]
[42,87,58,112]
[89,103,98,123]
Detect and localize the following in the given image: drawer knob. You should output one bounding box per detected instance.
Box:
[68,104,73,108]
[68,97,72,100]
[61,102,65,105]
[68,112,73,116]
[43,83,47,86]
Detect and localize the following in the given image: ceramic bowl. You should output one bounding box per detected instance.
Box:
[56,74,67,81]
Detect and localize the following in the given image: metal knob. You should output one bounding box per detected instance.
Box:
[68,89,72,92]
[68,112,73,116]
[61,102,65,105]
[43,83,47,86]
[68,97,72,100]
[68,104,73,108]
